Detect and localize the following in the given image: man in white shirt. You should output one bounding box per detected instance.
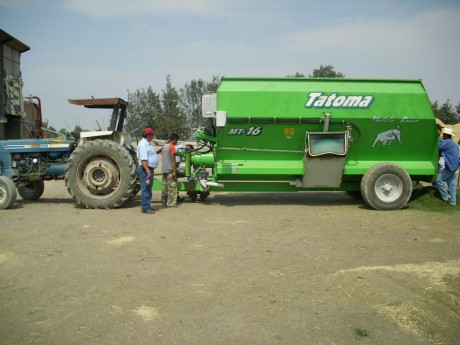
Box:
[137,128,159,213]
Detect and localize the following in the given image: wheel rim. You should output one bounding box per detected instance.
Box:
[0,184,6,203]
[78,156,121,197]
[374,173,403,202]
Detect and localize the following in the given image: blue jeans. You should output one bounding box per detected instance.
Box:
[138,166,153,211]
[435,168,457,206]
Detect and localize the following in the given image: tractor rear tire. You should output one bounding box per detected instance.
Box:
[18,180,45,200]
[65,139,137,209]
[0,176,17,210]
[128,182,141,200]
[361,162,412,210]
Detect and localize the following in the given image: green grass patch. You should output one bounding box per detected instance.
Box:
[353,327,370,338]
[408,183,459,213]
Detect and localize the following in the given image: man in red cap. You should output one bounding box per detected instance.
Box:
[137,128,159,213]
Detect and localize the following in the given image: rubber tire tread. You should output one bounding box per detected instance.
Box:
[18,180,45,200]
[361,162,412,210]
[0,176,17,209]
[65,139,137,209]
[127,182,141,200]
[127,153,140,200]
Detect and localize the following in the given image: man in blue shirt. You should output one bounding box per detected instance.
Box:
[436,124,445,172]
[137,128,159,213]
[435,127,460,206]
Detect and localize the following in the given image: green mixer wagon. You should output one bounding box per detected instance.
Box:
[176,77,438,210]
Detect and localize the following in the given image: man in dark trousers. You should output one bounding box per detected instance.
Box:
[435,127,459,206]
[137,128,159,213]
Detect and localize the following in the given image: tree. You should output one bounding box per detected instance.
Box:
[286,72,305,77]
[58,128,70,138]
[432,99,459,125]
[180,75,219,137]
[310,65,345,78]
[126,86,162,138]
[160,75,187,139]
[286,65,345,78]
[431,100,440,121]
[126,75,220,140]
[70,125,83,140]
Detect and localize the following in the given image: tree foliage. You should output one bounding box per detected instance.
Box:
[126,75,219,139]
[57,125,84,139]
[287,65,345,78]
[160,75,187,139]
[431,99,460,125]
[310,64,345,78]
[286,72,305,77]
[179,75,219,137]
[59,128,70,137]
[126,86,162,138]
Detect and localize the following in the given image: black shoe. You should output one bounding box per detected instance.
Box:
[141,209,154,214]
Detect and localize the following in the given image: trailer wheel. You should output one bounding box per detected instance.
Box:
[65,139,137,209]
[0,176,17,210]
[199,191,210,201]
[18,180,45,200]
[361,163,412,210]
[187,191,198,202]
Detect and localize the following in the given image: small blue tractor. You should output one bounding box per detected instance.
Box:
[0,30,138,209]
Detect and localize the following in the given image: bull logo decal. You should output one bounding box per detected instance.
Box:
[372,126,401,148]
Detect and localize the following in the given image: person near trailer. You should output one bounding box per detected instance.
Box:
[137,127,159,214]
[175,143,186,203]
[436,123,445,172]
[458,137,460,186]
[161,133,179,207]
[434,127,459,206]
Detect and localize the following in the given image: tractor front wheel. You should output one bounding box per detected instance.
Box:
[65,139,137,209]
[18,180,45,201]
[0,176,17,209]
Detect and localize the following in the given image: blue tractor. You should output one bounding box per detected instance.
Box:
[0,96,75,208]
[0,30,138,209]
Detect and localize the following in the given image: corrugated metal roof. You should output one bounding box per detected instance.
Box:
[0,29,30,53]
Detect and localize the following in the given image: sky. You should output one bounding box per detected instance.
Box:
[1,0,459,130]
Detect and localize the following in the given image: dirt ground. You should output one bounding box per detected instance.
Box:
[1,180,459,345]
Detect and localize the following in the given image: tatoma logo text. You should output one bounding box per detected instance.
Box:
[305,92,374,109]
